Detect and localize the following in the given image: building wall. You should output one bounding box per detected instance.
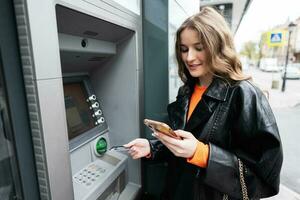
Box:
[168,0,200,102]
[113,0,141,15]
[260,19,300,66]
[200,0,252,33]
[293,18,300,62]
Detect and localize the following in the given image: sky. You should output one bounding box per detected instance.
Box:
[234,0,300,51]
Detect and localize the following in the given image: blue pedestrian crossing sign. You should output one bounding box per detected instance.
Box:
[271,33,282,43]
[267,30,287,47]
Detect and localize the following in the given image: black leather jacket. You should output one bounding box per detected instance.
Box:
[149,78,283,200]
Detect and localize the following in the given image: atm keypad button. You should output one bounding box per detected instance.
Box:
[74,163,109,187]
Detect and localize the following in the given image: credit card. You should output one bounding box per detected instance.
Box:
[109,145,130,152]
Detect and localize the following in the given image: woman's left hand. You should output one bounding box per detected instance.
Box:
[153,129,198,158]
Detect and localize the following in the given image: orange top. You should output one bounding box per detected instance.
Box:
[187,141,209,168]
[187,85,207,121]
[186,84,209,168]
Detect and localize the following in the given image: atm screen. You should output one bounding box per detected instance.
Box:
[63,82,95,140]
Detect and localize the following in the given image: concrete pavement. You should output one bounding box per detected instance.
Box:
[266,184,300,200]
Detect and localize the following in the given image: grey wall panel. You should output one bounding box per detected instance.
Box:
[25,0,62,80]
[142,1,169,198]
[143,0,169,130]
[84,0,140,25]
[36,78,74,200]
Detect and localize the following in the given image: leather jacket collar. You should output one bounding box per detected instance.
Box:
[205,77,230,102]
[168,77,230,133]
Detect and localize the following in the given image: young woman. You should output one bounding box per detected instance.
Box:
[125,7,282,200]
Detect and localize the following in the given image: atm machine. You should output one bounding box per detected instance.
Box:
[12,1,143,199]
[57,4,142,200]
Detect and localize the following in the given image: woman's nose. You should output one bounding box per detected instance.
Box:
[186,49,196,62]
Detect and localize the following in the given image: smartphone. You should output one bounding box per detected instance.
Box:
[144,119,180,139]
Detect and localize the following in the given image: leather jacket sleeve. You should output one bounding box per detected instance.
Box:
[201,82,283,199]
[147,139,174,162]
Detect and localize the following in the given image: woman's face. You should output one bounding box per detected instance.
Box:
[180,28,212,85]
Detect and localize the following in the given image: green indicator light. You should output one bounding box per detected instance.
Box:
[96,138,107,155]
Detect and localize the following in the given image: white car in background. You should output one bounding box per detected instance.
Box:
[281,64,300,79]
[259,58,281,72]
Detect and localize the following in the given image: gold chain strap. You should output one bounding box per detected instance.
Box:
[223,159,249,200]
[238,158,249,200]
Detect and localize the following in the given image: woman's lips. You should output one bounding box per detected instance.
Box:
[188,64,202,70]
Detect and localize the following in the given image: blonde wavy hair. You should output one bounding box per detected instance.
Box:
[175,7,250,84]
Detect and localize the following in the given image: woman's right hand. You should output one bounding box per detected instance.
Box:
[124,138,151,159]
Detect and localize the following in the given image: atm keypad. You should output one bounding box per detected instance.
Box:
[73,163,107,187]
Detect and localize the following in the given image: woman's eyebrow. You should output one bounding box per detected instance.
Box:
[180,42,202,45]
